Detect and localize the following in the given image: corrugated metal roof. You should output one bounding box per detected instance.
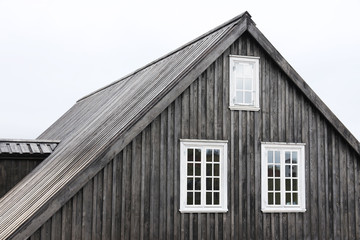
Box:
[0,139,59,155]
[0,12,249,239]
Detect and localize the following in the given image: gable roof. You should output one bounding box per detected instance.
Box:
[0,12,359,239]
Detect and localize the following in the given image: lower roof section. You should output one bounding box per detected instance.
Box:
[0,139,60,159]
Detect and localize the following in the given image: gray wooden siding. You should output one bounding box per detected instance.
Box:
[28,33,360,240]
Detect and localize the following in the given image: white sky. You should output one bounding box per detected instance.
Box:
[0,0,359,141]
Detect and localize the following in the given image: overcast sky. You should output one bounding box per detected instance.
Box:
[0,0,359,141]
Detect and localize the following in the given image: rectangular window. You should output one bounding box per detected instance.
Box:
[180,140,228,213]
[229,55,260,111]
[261,143,306,212]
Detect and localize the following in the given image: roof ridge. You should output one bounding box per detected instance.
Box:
[77,11,251,103]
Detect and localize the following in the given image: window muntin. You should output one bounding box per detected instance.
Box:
[229,55,260,111]
[180,140,227,213]
[261,143,306,212]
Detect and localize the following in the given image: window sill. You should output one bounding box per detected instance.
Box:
[179,208,228,213]
[229,105,260,111]
[261,208,306,213]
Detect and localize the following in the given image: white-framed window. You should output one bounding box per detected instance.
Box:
[229,55,260,111]
[261,142,306,212]
[179,139,228,213]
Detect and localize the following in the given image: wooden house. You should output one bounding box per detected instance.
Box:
[0,12,359,239]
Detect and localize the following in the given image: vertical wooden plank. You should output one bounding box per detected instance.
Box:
[355,156,360,239]
[324,124,330,240]
[339,140,348,239]
[101,165,108,240]
[130,135,142,239]
[332,133,341,239]
[347,150,355,239]
[166,104,175,240]
[143,126,152,239]
[29,229,41,240]
[150,117,160,239]
[111,154,120,239]
[222,43,231,240]
[103,162,113,239]
[40,219,51,240]
[309,109,318,239]
[72,190,83,240]
[230,110,235,239]
[51,210,62,240]
[301,99,310,239]
[173,98,182,240]
[81,179,94,240]
[317,116,325,240]
[206,64,215,139]
[61,200,73,240]
[159,111,168,240]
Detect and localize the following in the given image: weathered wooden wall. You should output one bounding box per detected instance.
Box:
[0,158,42,198]
[28,33,360,240]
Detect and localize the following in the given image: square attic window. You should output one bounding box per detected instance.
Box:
[229,55,260,111]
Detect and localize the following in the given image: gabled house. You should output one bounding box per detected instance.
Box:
[0,12,359,239]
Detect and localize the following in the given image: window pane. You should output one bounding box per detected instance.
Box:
[293,179,298,191]
[236,77,243,90]
[275,151,280,163]
[268,151,273,163]
[292,151,298,163]
[206,178,212,190]
[187,163,193,176]
[275,193,281,205]
[206,149,212,162]
[195,149,201,161]
[195,178,201,190]
[268,165,274,177]
[236,91,243,103]
[214,149,219,162]
[187,192,193,205]
[275,179,280,191]
[214,164,219,176]
[244,92,252,104]
[292,166,298,177]
[187,149,193,161]
[195,192,201,205]
[244,63,253,76]
[275,165,280,177]
[285,165,291,177]
[214,192,219,205]
[206,164,212,176]
[285,151,291,163]
[268,179,273,191]
[214,178,219,190]
[244,78,252,90]
[286,193,291,205]
[195,163,201,176]
[206,192,212,205]
[268,193,274,205]
[286,179,291,191]
[293,193,298,205]
[187,178,193,190]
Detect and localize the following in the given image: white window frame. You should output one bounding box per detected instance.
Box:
[261,142,306,212]
[229,55,260,111]
[179,139,228,213]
